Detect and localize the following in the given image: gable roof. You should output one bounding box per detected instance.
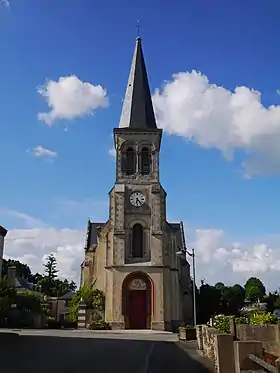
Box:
[58,291,75,300]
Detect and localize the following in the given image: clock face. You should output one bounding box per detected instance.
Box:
[129,192,145,207]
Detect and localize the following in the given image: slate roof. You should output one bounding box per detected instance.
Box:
[14,277,35,291]
[168,222,187,252]
[7,266,36,291]
[58,291,75,300]
[84,220,105,251]
[0,225,7,237]
[168,223,181,231]
[119,37,157,130]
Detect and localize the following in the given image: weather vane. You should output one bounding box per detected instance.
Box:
[136,20,140,38]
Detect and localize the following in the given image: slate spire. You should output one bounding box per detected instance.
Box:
[119,37,157,129]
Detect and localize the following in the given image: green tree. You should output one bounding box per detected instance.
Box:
[16,291,42,313]
[2,256,76,299]
[221,284,245,315]
[38,276,76,297]
[1,259,32,280]
[197,282,221,323]
[245,277,266,302]
[30,272,43,285]
[264,292,279,313]
[68,285,105,322]
[55,278,76,295]
[44,254,58,280]
[0,278,16,319]
[37,254,59,296]
[274,295,280,310]
[215,282,225,291]
[0,277,16,298]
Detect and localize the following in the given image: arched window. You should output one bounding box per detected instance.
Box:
[132,224,144,258]
[122,147,136,175]
[140,147,151,175]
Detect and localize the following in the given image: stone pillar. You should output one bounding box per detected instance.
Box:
[77,298,87,329]
[215,333,235,373]
[275,324,280,341]
[0,225,8,279]
[178,326,186,341]
[234,340,263,373]
[229,316,236,339]
[196,325,203,351]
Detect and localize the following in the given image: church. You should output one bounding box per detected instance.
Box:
[80,37,193,331]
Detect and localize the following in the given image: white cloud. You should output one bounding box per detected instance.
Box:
[4,228,84,283]
[153,70,280,177]
[192,228,280,290]
[28,145,57,159]
[37,75,109,125]
[2,224,280,290]
[1,0,10,8]
[109,147,116,158]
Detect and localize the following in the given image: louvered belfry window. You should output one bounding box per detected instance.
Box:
[122,147,136,175]
[140,147,151,175]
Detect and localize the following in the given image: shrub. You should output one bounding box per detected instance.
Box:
[16,291,42,313]
[249,312,278,325]
[213,315,230,333]
[91,289,105,311]
[0,278,16,319]
[67,300,79,322]
[235,316,249,324]
[235,312,278,325]
[68,286,106,322]
[89,320,111,330]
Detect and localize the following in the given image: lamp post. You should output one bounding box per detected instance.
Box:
[186,248,197,327]
[176,247,197,327]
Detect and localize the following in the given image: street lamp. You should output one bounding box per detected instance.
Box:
[176,247,197,327]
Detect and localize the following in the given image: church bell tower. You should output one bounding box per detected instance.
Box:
[81,36,192,331]
[111,36,166,267]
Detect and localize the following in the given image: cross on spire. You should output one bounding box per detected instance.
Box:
[136,20,140,38]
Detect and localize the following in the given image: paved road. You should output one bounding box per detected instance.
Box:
[1,330,213,373]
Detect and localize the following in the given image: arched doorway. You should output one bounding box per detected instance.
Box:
[122,272,153,330]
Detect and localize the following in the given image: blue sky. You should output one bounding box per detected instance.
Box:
[1,0,280,288]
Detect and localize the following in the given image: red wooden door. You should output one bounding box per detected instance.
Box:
[128,290,147,329]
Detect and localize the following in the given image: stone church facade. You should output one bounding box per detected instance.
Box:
[80,37,193,331]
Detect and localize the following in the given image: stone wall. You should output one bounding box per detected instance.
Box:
[198,322,280,372]
[236,323,280,342]
[200,325,218,367]
[197,325,235,373]
[263,341,280,356]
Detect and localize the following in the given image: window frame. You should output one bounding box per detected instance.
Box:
[121,146,136,176]
[139,146,151,175]
[132,223,144,258]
